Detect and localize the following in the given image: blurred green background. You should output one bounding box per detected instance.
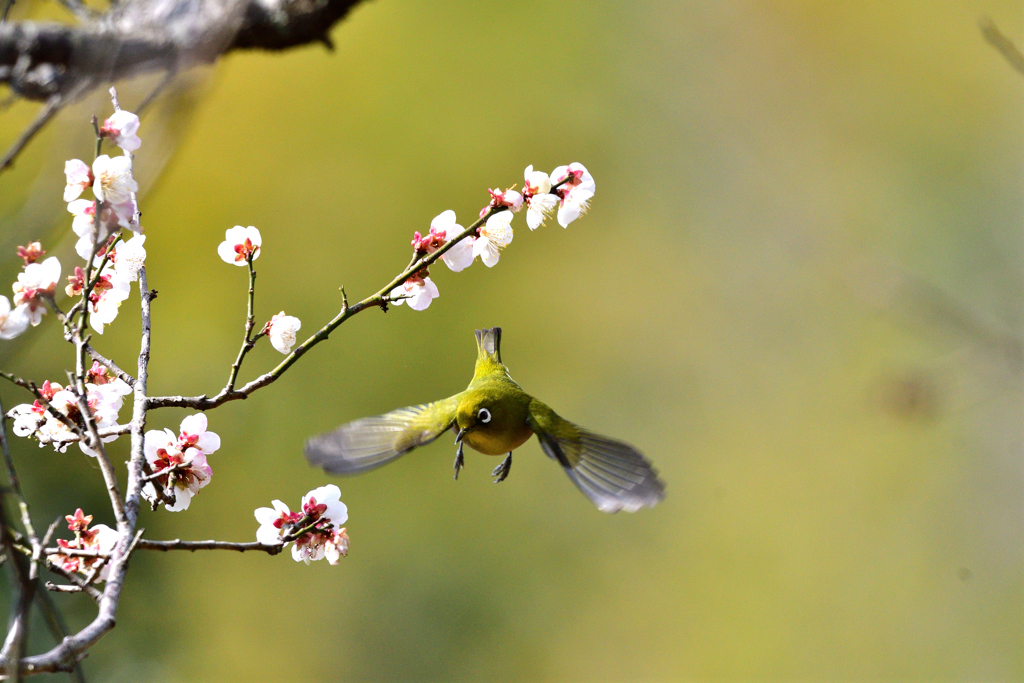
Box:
[1,0,1022,680]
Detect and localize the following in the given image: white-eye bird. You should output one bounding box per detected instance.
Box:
[305,328,665,512]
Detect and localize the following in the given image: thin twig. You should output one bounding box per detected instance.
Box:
[136,539,286,555]
[42,564,101,603]
[224,256,259,393]
[149,205,511,410]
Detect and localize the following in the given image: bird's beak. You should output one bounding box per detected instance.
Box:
[455,427,466,444]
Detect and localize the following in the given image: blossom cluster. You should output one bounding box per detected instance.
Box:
[64,110,141,261]
[255,485,349,565]
[0,109,148,342]
[7,365,131,455]
[392,163,595,311]
[49,508,118,582]
[142,414,221,512]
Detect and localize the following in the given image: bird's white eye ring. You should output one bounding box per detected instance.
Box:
[478,408,491,423]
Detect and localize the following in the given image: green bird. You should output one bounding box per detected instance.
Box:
[304,328,665,513]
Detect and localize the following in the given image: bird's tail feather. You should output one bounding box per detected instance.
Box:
[475,327,502,364]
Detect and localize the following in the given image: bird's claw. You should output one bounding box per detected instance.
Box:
[453,442,465,481]
[492,452,512,484]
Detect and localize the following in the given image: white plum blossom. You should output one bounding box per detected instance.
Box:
[324,527,350,565]
[442,237,475,273]
[177,413,222,455]
[65,265,131,334]
[473,211,514,267]
[12,256,61,326]
[424,211,476,273]
[523,165,558,230]
[266,312,301,354]
[412,211,474,273]
[68,198,135,260]
[255,500,293,545]
[217,225,262,265]
[390,274,439,311]
[87,277,130,334]
[525,192,557,230]
[254,485,349,565]
[524,165,552,196]
[64,159,93,202]
[142,432,212,512]
[8,401,47,438]
[51,509,118,582]
[141,415,220,511]
[92,155,137,206]
[551,162,595,228]
[110,233,147,282]
[0,296,30,340]
[484,187,524,214]
[100,110,141,152]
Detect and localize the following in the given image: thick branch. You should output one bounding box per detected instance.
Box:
[0,0,367,101]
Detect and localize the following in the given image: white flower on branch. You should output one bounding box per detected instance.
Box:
[87,361,132,396]
[111,233,147,282]
[325,528,350,564]
[142,414,220,511]
[266,312,301,354]
[8,401,47,438]
[51,509,118,582]
[254,485,349,565]
[92,154,137,206]
[390,273,440,311]
[523,165,557,230]
[142,431,213,512]
[473,211,514,267]
[177,413,222,455]
[551,162,595,228]
[483,187,524,214]
[217,225,262,265]
[12,256,60,326]
[65,265,131,334]
[68,200,134,260]
[0,295,30,340]
[63,159,93,202]
[99,110,142,153]
[412,210,474,273]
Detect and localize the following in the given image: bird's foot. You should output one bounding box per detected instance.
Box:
[492,452,512,484]
[453,442,465,481]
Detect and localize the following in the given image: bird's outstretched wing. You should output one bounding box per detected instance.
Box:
[528,400,665,513]
[305,396,461,475]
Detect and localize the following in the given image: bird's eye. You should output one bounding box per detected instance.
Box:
[478,408,491,423]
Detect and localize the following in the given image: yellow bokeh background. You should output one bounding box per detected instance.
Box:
[1,1,1022,680]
